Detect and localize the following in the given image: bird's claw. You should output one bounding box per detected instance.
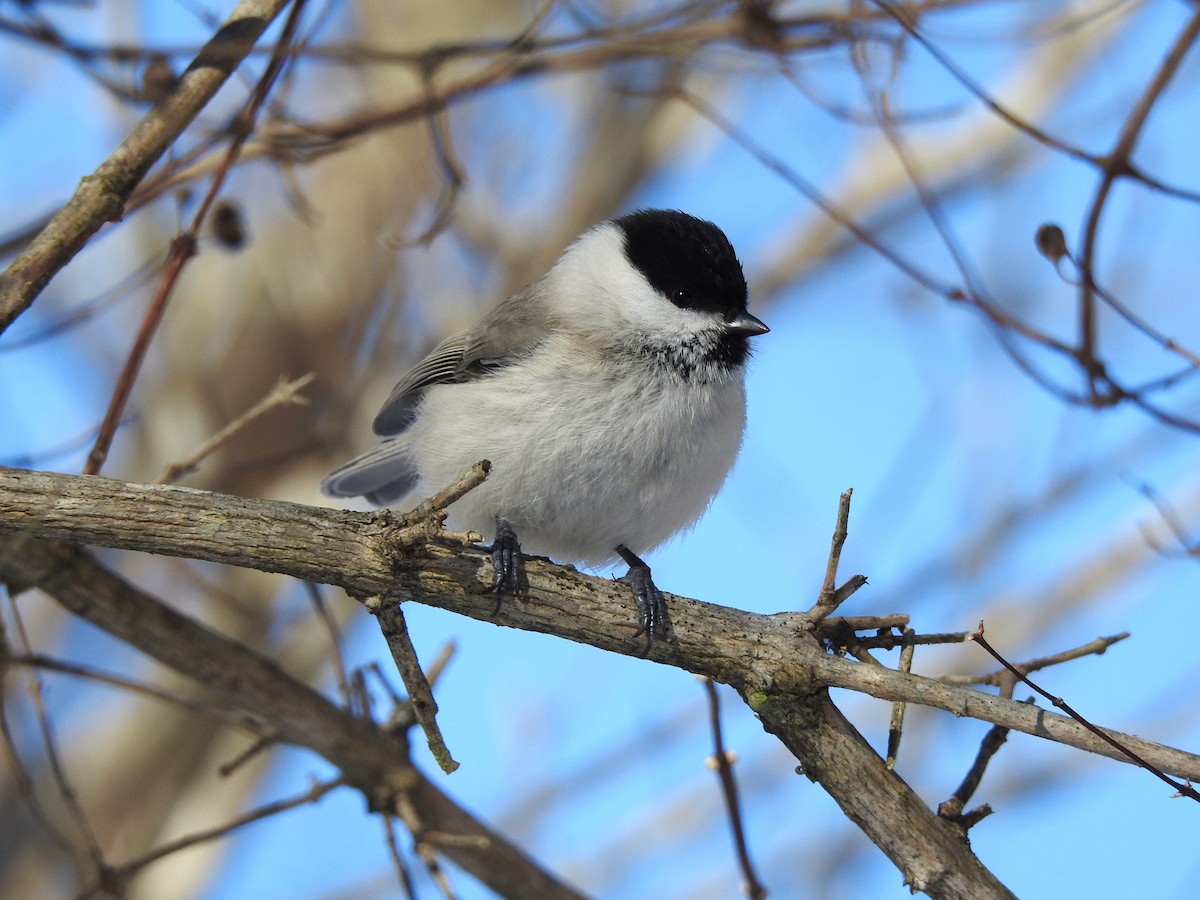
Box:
[490,518,527,614]
[617,545,669,656]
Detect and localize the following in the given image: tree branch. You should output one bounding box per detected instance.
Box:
[0,533,584,900]
[0,0,294,335]
[4,465,1198,897]
[1,465,1195,776]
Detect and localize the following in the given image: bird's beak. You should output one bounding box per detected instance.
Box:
[725,310,769,336]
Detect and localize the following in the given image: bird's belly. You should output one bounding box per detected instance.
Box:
[407,365,746,567]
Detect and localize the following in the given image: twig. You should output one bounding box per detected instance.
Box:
[806,489,865,622]
[970,623,1200,801]
[699,676,766,900]
[87,775,347,893]
[305,581,353,709]
[937,716,1015,832]
[423,639,457,688]
[823,614,909,631]
[217,734,277,778]
[381,814,419,900]
[416,839,458,900]
[371,599,459,775]
[838,629,971,653]
[0,0,294,336]
[83,0,311,475]
[405,459,492,519]
[10,652,262,723]
[941,632,1129,688]
[156,372,316,484]
[4,592,109,878]
[0,631,81,863]
[818,489,852,599]
[885,628,915,769]
[379,640,457,735]
[1075,8,1200,400]
[1136,480,1199,556]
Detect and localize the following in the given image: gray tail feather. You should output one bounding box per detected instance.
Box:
[321,439,418,506]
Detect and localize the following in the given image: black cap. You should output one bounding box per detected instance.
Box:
[614,209,750,322]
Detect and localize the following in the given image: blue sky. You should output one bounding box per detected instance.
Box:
[3,2,1200,898]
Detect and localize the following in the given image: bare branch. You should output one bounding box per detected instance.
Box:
[0,0,295,335]
[2,468,1198,777]
[157,373,317,484]
[969,624,1200,802]
[372,599,459,775]
[699,676,765,900]
[0,533,586,900]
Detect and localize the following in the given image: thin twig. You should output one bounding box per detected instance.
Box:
[1075,8,1200,399]
[84,0,311,475]
[11,652,262,724]
[414,836,458,900]
[381,814,419,900]
[0,621,81,862]
[371,600,459,774]
[941,632,1130,687]
[156,372,316,484]
[406,458,492,518]
[822,614,909,632]
[380,640,458,734]
[807,489,863,622]
[699,676,766,900]
[970,623,1200,801]
[937,719,1012,830]
[1136,480,1199,555]
[885,628,915,769]
[5,594,109,878]
[305,581,353,709]
[819,489,853,599]
[832,628,971,653]
[88,775,347,892]
[217,733,278,778]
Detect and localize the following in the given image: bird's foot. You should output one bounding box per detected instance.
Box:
[490,518,528,614]
[617,545,669,657]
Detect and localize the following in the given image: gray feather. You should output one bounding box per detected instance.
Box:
[372,283,554,436]
[320,438,418,499]
[372,332,470,435]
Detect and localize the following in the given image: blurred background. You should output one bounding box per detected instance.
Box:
[2,0,1200,897]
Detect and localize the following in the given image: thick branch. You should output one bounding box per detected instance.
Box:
[1,466,1195,780]
[754,688,1013,898]
[4,465,1199,899]
[0,534,584,900]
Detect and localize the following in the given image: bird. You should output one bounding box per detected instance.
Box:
[322,209,768,654]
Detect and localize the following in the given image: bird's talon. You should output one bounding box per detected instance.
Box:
[617,545,669,656]
[491,518,527,613]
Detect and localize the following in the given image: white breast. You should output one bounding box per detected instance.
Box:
[405,333,747,567]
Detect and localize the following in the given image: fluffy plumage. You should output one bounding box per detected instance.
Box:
[323,208,766,604]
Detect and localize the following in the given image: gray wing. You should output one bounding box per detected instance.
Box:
[372,283,554,435]
[322,284,553,503]
[371,331,470,435]
[320,437,417,501]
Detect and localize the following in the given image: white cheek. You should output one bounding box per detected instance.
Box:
[548,224,717,342]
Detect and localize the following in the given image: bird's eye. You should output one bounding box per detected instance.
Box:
[672,288,693,306]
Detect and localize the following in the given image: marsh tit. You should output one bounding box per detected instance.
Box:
[322,209,768,654]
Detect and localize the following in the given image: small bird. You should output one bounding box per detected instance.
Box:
[322,209,768,654]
